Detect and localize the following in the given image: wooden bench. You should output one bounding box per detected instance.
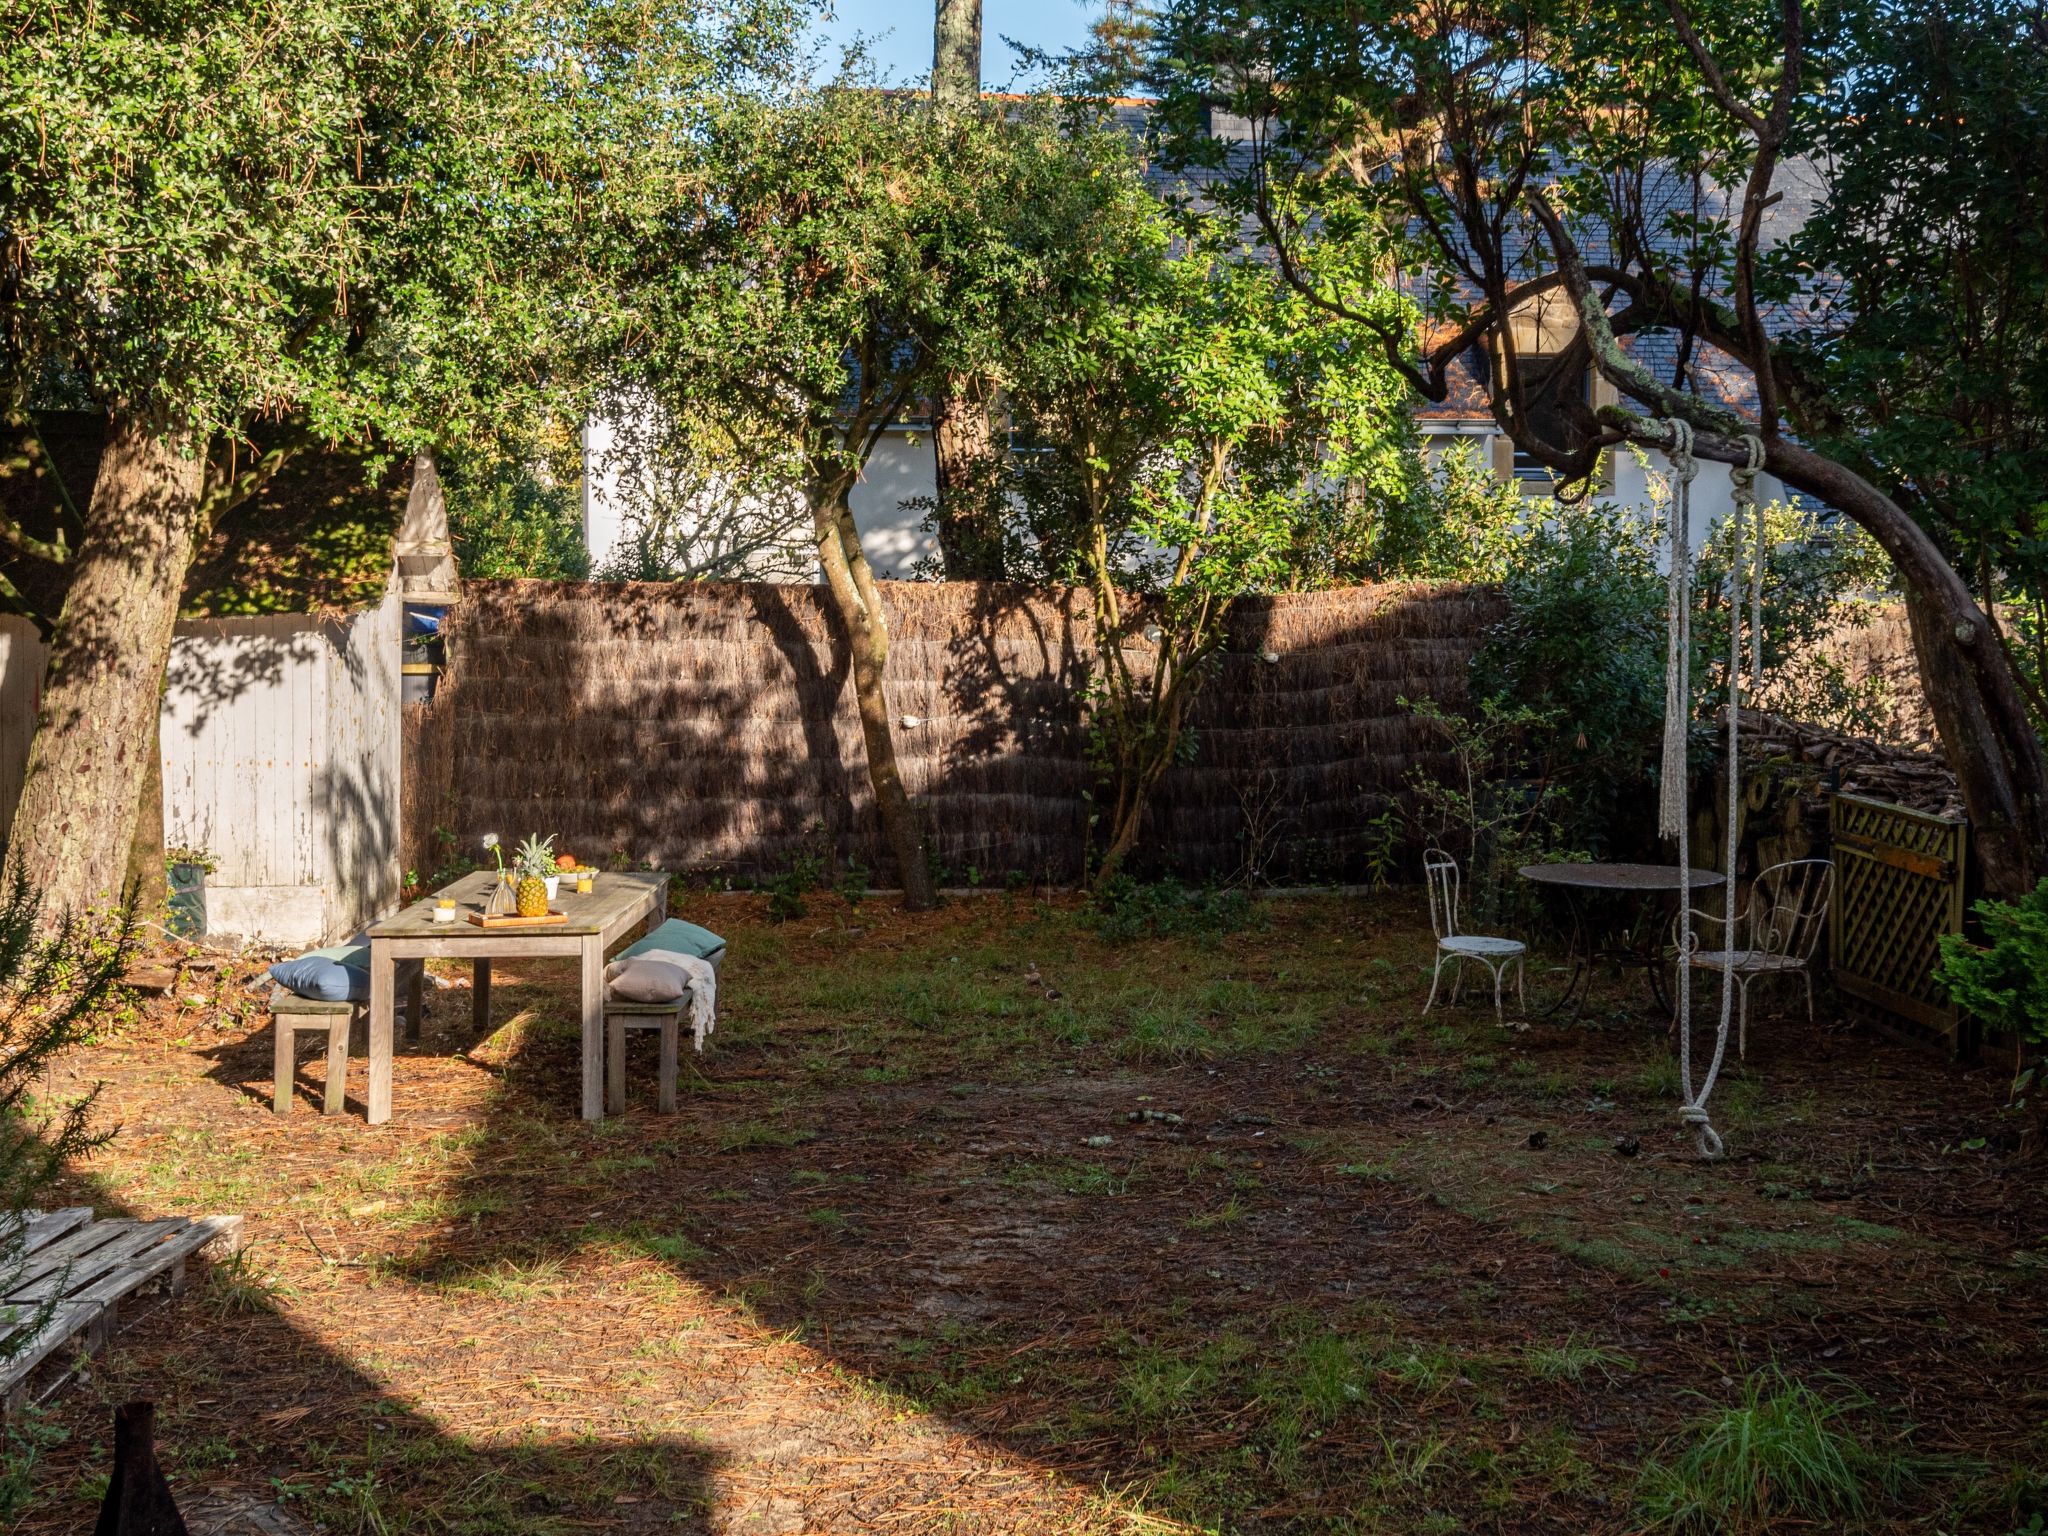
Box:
[0,1208,243,1416]
[604,1001,683,1115]
[270,962,423,1116]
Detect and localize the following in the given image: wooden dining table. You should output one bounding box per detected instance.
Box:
[363,869,669,1124]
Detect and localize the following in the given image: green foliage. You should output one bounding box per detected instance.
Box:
[1466,494,1897,854]
[764,821,867,923]
[1792,0,2048,737]
[1323,440,1528,586]
[0,0,790,447]
[0,1407,65,1525]
[440,437,588,581]
[0,869,128,1350]
[1935,880,2048,1046]
[616,85,1133,524]
[512,834,557,880]
[1401,696,1579,925]
[1636,1368,1916,1532]
[1470,502,1668,777]
[995,179,1413,882]
[1084,877,1260,942]
[1697,502,1898,736]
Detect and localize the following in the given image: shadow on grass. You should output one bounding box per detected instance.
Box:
[46,893,2048,1534]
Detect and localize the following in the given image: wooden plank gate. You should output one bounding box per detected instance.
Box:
[1828,792,1972,1056]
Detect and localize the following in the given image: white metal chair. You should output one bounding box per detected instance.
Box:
[1422,848,1526,1025]
[1674,858,1835,1059]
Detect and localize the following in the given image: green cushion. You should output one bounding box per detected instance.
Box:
[620,918,726,964]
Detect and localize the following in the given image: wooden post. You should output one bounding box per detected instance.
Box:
[367,945,394,1125]
[580,936,605,1121]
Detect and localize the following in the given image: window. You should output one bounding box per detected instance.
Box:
[1510,354,1592,484]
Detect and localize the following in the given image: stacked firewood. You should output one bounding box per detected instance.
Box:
[1733,708,1964,820]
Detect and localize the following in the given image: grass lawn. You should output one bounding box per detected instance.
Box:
[8,889,2045,1534]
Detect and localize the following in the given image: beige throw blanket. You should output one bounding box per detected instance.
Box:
[603,948,717,1050]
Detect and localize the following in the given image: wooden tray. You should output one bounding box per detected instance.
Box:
[467,910,569,928]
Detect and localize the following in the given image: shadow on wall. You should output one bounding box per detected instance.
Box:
[315,748,399,938]
[409,579,1506,889]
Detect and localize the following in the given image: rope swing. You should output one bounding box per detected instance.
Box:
[1661,421,1769,1159]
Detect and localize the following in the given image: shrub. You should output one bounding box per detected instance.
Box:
[1469,499,1668,776]
[1934,879,2048,1047]
[1085,877,1260,942]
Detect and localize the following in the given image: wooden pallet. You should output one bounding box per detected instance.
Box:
[0,1208,243,1414]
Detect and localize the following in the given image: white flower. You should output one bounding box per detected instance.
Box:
[481,832,500,849]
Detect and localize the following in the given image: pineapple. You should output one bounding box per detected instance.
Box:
[513,834,557,917]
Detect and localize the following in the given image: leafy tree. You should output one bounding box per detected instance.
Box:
[587,402,815,582]
[611,85,1131,907]
[441,429,591,583]
[1143,0,2048,897]
[0,0,797,913]
[926,0,1005,580]
[1000,203,1413,883]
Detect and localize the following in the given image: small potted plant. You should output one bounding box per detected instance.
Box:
[514,834,558,917]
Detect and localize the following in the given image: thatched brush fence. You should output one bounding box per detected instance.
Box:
[401,579,1505,885]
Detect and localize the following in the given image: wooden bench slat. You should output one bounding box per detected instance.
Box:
[3,1220,148,1293]
[0,1208,94,1257]
[8,1221,184,1302]
[0,1301,106,1395]
[269,987,361,1016]
[606,1000,684,1017]
[67,1217,243,1310]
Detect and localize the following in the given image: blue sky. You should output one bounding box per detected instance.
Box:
[806,1,1100,90]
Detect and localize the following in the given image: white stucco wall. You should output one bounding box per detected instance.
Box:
[586,405,1790,581]
[581,409,940,580]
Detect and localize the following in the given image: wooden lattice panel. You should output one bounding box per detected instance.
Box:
[1828,792,1969,1055]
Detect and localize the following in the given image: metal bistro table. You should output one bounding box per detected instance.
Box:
[364,869,669,1125]
[1517,862,1721,1018]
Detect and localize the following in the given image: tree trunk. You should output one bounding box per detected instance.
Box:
[931,388,1005,580]
[11,412,204,919]
[1762,440,2048,898]
[928,0,1001,581]
[931,0,981,114]
[809,472,938,910]
[123,706,168,922]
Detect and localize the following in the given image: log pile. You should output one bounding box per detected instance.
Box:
[1736,708,1963,820]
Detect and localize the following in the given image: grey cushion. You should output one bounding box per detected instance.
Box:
[619,919,725,968]
[605,957,693,1005]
